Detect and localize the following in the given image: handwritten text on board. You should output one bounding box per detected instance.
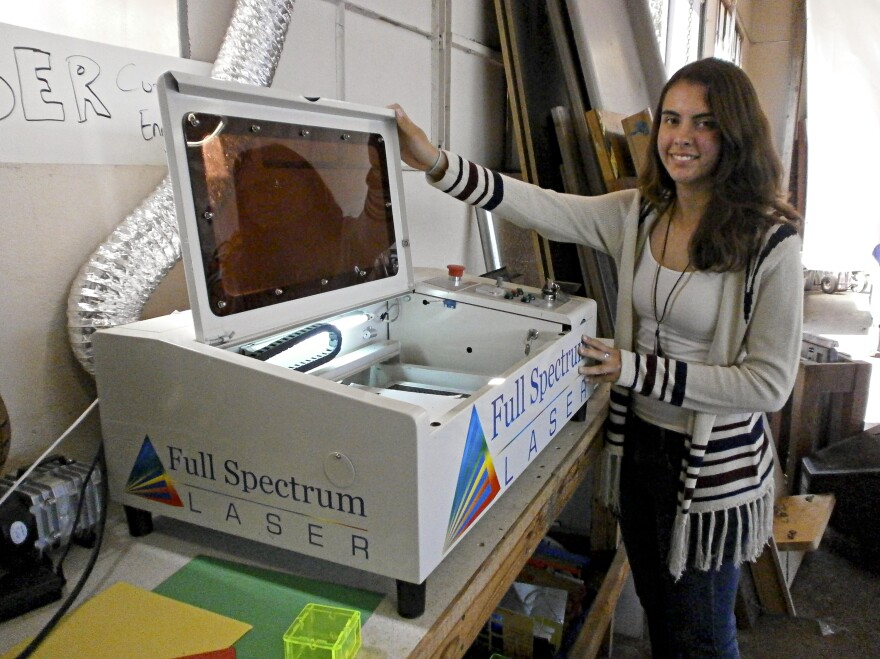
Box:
[0,23,211,165]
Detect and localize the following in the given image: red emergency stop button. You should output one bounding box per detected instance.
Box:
[447,264,465,278]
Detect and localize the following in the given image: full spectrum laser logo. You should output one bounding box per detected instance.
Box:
[125,436,183,506]
[445,407,501,549]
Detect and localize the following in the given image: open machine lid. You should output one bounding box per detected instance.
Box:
[158,71,414,346]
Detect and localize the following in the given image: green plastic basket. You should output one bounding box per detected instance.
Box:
[283,603,362,659]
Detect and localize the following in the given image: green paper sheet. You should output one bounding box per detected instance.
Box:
[154,556,384,659]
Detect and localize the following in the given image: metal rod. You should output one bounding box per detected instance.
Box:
[476,207,503,273]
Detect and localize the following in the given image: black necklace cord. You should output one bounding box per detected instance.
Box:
[651,202,692,357]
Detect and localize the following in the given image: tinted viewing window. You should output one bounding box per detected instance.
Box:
[182,112,398,316]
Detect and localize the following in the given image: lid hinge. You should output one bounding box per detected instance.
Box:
[205,332,235,347]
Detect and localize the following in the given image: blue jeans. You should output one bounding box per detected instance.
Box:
[619,415,741,659]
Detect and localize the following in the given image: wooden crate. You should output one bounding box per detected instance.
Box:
[769,357,871,491]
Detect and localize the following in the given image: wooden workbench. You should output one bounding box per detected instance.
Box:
[1,387,623,659]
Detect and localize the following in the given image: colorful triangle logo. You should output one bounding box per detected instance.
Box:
[125,436,183,507]
[445,407,501,549]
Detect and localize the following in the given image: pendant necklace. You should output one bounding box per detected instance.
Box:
[651,203,692,357]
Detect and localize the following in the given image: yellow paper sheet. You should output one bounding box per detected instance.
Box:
[3,581,251,659]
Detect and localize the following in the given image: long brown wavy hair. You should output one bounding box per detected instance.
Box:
[639,58,800,272]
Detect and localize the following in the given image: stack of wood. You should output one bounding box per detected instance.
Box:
[493,0,658,338]
[584,108,650,190]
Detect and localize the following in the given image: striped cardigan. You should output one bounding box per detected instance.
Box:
[427,152,803,577]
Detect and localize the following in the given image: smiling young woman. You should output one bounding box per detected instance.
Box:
[393,57,802,658]
[658,80,723,197]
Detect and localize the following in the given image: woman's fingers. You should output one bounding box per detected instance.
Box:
[388,104,437,170]
[578,336,620,382]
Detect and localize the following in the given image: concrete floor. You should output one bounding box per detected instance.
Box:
[737,524,880,658]
[612,289,880,658]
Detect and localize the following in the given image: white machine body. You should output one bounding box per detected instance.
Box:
[93,72,597,586]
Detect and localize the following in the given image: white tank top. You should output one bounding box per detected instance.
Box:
[631,239,722,432]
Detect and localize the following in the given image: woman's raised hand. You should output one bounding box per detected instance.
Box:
[388,103,442,173]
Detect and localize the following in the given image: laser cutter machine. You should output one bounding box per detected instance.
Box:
[93,72,597,617]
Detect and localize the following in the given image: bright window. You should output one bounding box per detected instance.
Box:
[649,0,705,76]
[714,0,743,65]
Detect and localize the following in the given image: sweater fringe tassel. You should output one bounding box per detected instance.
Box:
[668,486,775,580]
[600,445,775,579]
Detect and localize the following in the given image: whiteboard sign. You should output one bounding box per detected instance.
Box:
[0,23,211,165]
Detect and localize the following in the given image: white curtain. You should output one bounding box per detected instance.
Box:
[801,0,880,272]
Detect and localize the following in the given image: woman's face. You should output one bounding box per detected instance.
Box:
[657,80,722,195]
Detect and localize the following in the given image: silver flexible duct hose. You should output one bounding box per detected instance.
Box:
[67,0,295,374]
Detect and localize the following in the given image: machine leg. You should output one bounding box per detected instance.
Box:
[396,579,426,618]
[124,505,153,537]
